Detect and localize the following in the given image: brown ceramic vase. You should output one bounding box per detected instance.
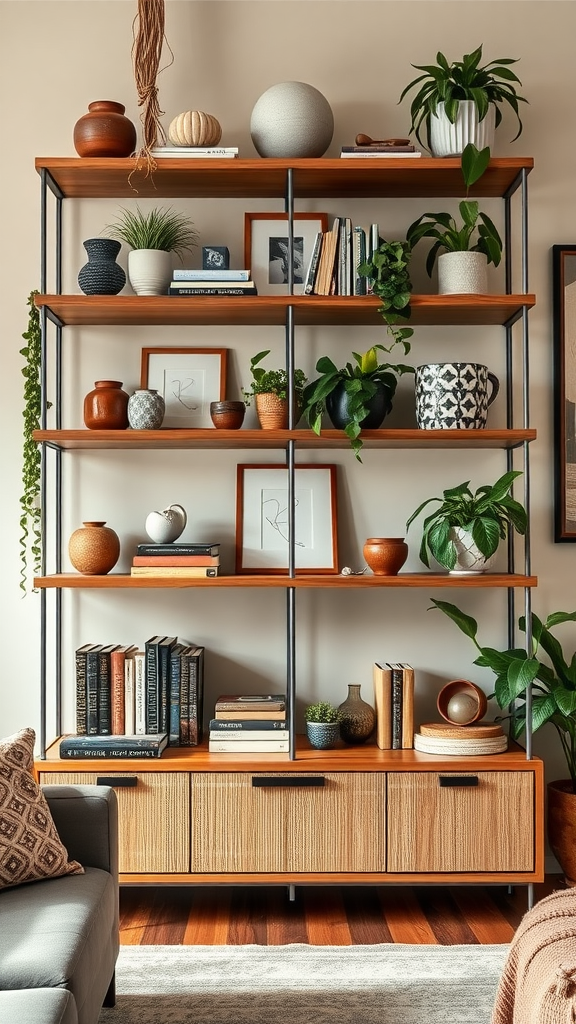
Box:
[84,380,129,430]
[68,522,120,575]
[547,780,576,886]
[363,537,408,576]
[73,101,137,158]
[337,684,376,744]
[210,401,246,429]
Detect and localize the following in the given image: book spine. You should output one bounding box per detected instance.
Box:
[209,729,290,740]
[390,664,403,750]
[168,286,256,296]
[341,145,417,153]
[158,640,176,735]
[124,653,135,736]
[110,650,126,735]
[208,740,290,752]
[179,651,190,745]
[373,663,392,750]
[168,644,184,746]
[85,649,100,735]
[136,544,219,556]
[353,226,367,296]
[173,269,249,281]
[134,652,146,735]
[208,718,288,731]
[401,663,415,749]
[132,554,220,566]
[145,641,160,734]
[303,231,323,295]
[97,649,112,734]
[75,647,89,734]
[130,567,218,577]
[59,746,164,759]
[187,649,204,746]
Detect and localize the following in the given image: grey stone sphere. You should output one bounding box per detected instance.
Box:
[250,81,334,158]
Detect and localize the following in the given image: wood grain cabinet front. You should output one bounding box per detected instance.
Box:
[190,772,386,873]
[41,771,190,873]
[387,771,534,874]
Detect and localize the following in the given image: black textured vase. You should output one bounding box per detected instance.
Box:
[338,684,377,744]
[326,380,392,430]
[78,238,126,296]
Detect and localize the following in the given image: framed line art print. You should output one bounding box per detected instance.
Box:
[244,212,328,296]
[553,245,576,540]
[235,464,338,574]
[141,347,227,428]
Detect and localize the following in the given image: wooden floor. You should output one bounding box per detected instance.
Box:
[119,876,563,946]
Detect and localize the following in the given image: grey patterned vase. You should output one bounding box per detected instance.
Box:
[128,389,165,429]
[415,362,500,430]
[78,238,126,295]
[338,684,376,744]
[306,721,340,750]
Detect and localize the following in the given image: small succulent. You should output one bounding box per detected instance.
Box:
[304,701,341,724]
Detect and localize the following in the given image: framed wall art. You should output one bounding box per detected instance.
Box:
[235,463,338,574]
[553,245,576,540]
[141,347,227,428]
[244,212,328,296]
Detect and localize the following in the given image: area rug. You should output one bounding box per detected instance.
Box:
[98,942,509,1024]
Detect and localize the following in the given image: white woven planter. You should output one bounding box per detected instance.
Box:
[128,249,172,296]
[437,251,488,295]
[448,526,496,575]
[429,101,495,157]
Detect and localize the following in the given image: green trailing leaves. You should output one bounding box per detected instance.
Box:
[20,290,47,593]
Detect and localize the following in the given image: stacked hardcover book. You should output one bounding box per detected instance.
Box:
[340,143,421,159]
[151,146,239,159]
[168,268,257,297]
[209,694,288,752]
[372,663,415,750]
[130,541,220,578]
[303,219,383,297]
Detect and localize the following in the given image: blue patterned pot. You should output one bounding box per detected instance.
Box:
[78,238,126,295]
[128,389,165,430]
[306,721,340,749]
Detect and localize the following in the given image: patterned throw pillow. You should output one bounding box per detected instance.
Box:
[0,727,83,890]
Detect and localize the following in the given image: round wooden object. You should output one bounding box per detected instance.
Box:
[83,380,129,430]
[73,100,136,158]
[68,522,120,575]
[437,679,487,724]
[419,721,504,739]
[363,537,408,576]
[210,401,245,429]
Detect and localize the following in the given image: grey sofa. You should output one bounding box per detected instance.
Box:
[0,785,119,1024]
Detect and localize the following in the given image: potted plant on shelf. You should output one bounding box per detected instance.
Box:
[20,290,49,593]
[405,469,527,574]
[358,239,414,331]
[242,349,307,429]
[104,206,198,296]
[304,701,342,749]
[398,44,527,156]
[429,598,576,886]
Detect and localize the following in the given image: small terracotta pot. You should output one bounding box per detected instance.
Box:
[255,393,289,429]
[210,401,245,429]
[363,537,408,576]
[437,679,487,725]
[68,521,120,575]
[84,380,129,430]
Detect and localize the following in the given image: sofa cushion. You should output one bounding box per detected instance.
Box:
[0,988,78,1024]
[0,729,83,890]
[0,866,116,1024]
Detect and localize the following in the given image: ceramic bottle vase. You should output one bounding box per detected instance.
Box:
[128,389,165,429]
[363,537,408,576]
[338,684,376,744]
[73,100,137,158]
[83,380,129,430]
[78,238,126,296]
[68,522,120,575]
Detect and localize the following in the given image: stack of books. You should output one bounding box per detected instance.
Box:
[340,143,421,159]
[168,269,257,297]
[130,541,220,578]
[303,219,382,297]
[413,721,507,755]
[59,732,169,760]
[372,663,415,750]
[209,694,288,752]
[151,146,239,159]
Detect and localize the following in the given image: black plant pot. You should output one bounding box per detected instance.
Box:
[325,381,393,431]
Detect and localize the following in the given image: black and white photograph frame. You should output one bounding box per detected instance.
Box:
[235,464,338,574]
[244,212,328,296]
[141,347,227,428]
[553,245,576,540]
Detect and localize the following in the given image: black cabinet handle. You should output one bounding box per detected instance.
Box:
[252,776,325,788]
[439,775,478,787]
[96,776,138,787]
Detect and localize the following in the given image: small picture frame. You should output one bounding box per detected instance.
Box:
[141,347,227,428]
[244,212,328,296]
[235,464,338,574]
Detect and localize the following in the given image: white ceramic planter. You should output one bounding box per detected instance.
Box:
[448,526,496,574]
[437,251,488,295]
[128,249,172,296]
[429,101,496,157]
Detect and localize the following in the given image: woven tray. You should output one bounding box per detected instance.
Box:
[419,721,504,739]
[414,732,508,755]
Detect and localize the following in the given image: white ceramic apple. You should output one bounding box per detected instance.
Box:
[145,503,187,544]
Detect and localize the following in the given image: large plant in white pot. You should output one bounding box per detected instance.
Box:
[105,206,197,295]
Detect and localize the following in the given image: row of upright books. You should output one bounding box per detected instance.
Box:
[303,219,383,297]
[209,694,287,753]
[130,541,221,579]
[372,663,415,750]
[167,268,257,298]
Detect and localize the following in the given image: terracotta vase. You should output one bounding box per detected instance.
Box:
[73,100,137,158]
[337,684,376,744]
[68,522,120,575]
[363,537,408,576]
[210,401,246,429]
[83,380,129,430]
[255,393,289,429]
[547,780,576,886]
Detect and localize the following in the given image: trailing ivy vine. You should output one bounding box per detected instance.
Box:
[19,290,44,592]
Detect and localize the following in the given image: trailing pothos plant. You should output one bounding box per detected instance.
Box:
[358,239,414,345]
[20,290,47,592]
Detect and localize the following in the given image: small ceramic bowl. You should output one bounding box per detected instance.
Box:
[210,401,246,429]
[437,679,488,725]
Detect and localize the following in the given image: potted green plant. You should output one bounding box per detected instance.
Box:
[105,205,197,295]
[304,701,342,749]
[405,469,527,573]
[358,239,414,331]
[399,44,527,155]
[302,341,415,462]
[429,598,576,885]
[242,349,307,429]
[20,290,47,593]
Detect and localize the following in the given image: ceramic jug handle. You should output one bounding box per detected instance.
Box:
[168,503,187,527]
[487,372,500,407]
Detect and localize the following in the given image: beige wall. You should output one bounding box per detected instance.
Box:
[1,4,574,844]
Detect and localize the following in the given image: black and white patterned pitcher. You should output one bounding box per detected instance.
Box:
[415,362,500,429]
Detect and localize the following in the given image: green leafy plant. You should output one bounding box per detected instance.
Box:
[242,350,307,406]
[406,143,502,276]
[430,599,576,790]
[399,44,527,149]
[358,239,414,341]
[302,343,415,462]
[20,290,48,593]
[405,470,527,570]
[304,701,342,724]
[105,206,198,258]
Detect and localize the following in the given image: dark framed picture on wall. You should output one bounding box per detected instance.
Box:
[553,245,576,540]
[244,212,328,295]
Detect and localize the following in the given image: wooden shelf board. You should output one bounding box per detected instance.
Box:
[33,428,536,451]
[35,293,535,327]
[36,156,533,200]
[34,572,537,589]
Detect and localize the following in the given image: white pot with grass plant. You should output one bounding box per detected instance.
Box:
[105,206,197,296]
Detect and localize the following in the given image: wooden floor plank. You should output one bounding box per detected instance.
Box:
[303,887,353,945]
[378,887,438,944]
[227,886,269,945]
[449,887,516,945]
[119,887,155,946]
[140,888,192,945]
[266,887,309,945]
[416,887,479,945]
[182,886,231,945]
[342,886,394,944]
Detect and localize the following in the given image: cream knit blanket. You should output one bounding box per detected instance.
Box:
[491,888,576,1024]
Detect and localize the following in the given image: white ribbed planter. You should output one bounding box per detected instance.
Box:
[128,249,172,296]
[429,101,496,157]
[448,527,496,575]
[437,251,488,295]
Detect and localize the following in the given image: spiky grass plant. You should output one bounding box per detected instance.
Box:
[105,206,197,259]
